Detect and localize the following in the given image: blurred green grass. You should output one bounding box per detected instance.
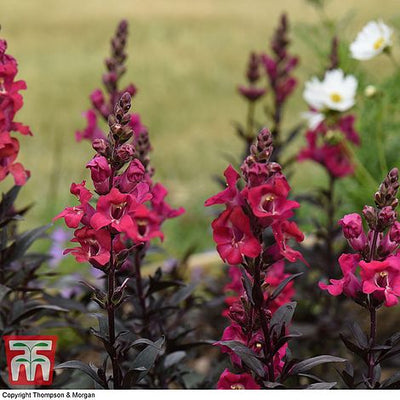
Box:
[2,0,400,258]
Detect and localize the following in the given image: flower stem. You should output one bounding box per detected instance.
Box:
[346,144,379,188]
[326,173,336,279]
[107,239,120,389]
[253,260,275,382]
[134,245,149,335]
[386,51,400,70]
[367,305,377,388]
[376,99,388,176]
[245,101,256,156]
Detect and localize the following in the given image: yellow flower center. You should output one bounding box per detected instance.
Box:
[330,92,342,103]
[374,37,385,50]
[380,271,388,278]
[255,342,263,349]
[230,384,245,390]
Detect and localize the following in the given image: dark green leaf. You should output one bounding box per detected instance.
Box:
[4,224,51,266]
[11,304,68,324]
[122,368,147,389]
[270,302,297,336]
[55,360,107,388]
[0,186,21,220]
[378,347,400,363]
[163,351,186,369]
[0,284,10,303]
[148,280,184,295]
[307,382,337,389]
[382,371,400,388]
[33,358,46,363]
[269,273,303,301]
[290,355,346,375]
[263,381,285,388]
[131,337,165,383]
[218,340,264,377]
[349,321,368,348]
[240,267,254,305]
[169,284,196,306]
[340,334,367,361]
[15,358,29,362]
[129,338,161,349]
[386,332,400,346]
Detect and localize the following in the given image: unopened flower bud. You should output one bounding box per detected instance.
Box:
[377,206,397,231]
[92,138,110,156]
[246,52,261,83]
[86,156,111,195]
[364,85,377,98]
[229,302,247,326]
[375,168,399,209]
[119,92,132,112]
[363,206,377,230]
[339,213,363,238]
[115,143,135,163]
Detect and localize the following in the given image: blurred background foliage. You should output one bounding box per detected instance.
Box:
[2,0,400,262]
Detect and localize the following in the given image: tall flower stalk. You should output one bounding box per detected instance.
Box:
[55,20,188,389]
[297,37,360,294]
[0,39,31,185]
[260,14,298,161]
[206,129,343,389]
[321,168,400,388]
[235,13,299,164]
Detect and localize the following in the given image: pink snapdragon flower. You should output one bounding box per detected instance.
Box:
[0,39,31,185]
[271,220,305,263]
[321,169,400,308]
[90,187,140,236]
[319,253,362,297]
[54,181,94,228]
[297,118,359,178]
[207,129,304,385]
[217,369,260,390]
[64,227,111,268]
[56,93,183,273]
[205,165,243,208]
[339,213,368,252]
[212,206,262,265]
[359,257,400,307]
[218,324,263,366]
[76,110,106,142]
[0,132,29,185]
[246,177,299,221]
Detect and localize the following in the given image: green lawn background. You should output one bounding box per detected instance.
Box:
[2,0,399,256]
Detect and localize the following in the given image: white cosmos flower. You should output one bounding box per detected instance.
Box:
[303,69,357,113]
[301,111,324,129]
[350,20,393,60]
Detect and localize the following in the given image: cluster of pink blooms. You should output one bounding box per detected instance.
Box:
[298,114,360,178]
[320,168,400,307]
[0,39,31,186]
[205,128,305,389]
[55,93,183,270]
[297,38,359,179]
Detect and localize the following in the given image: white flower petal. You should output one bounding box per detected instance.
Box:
[303,68,357,112]
[350,19,393,60]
